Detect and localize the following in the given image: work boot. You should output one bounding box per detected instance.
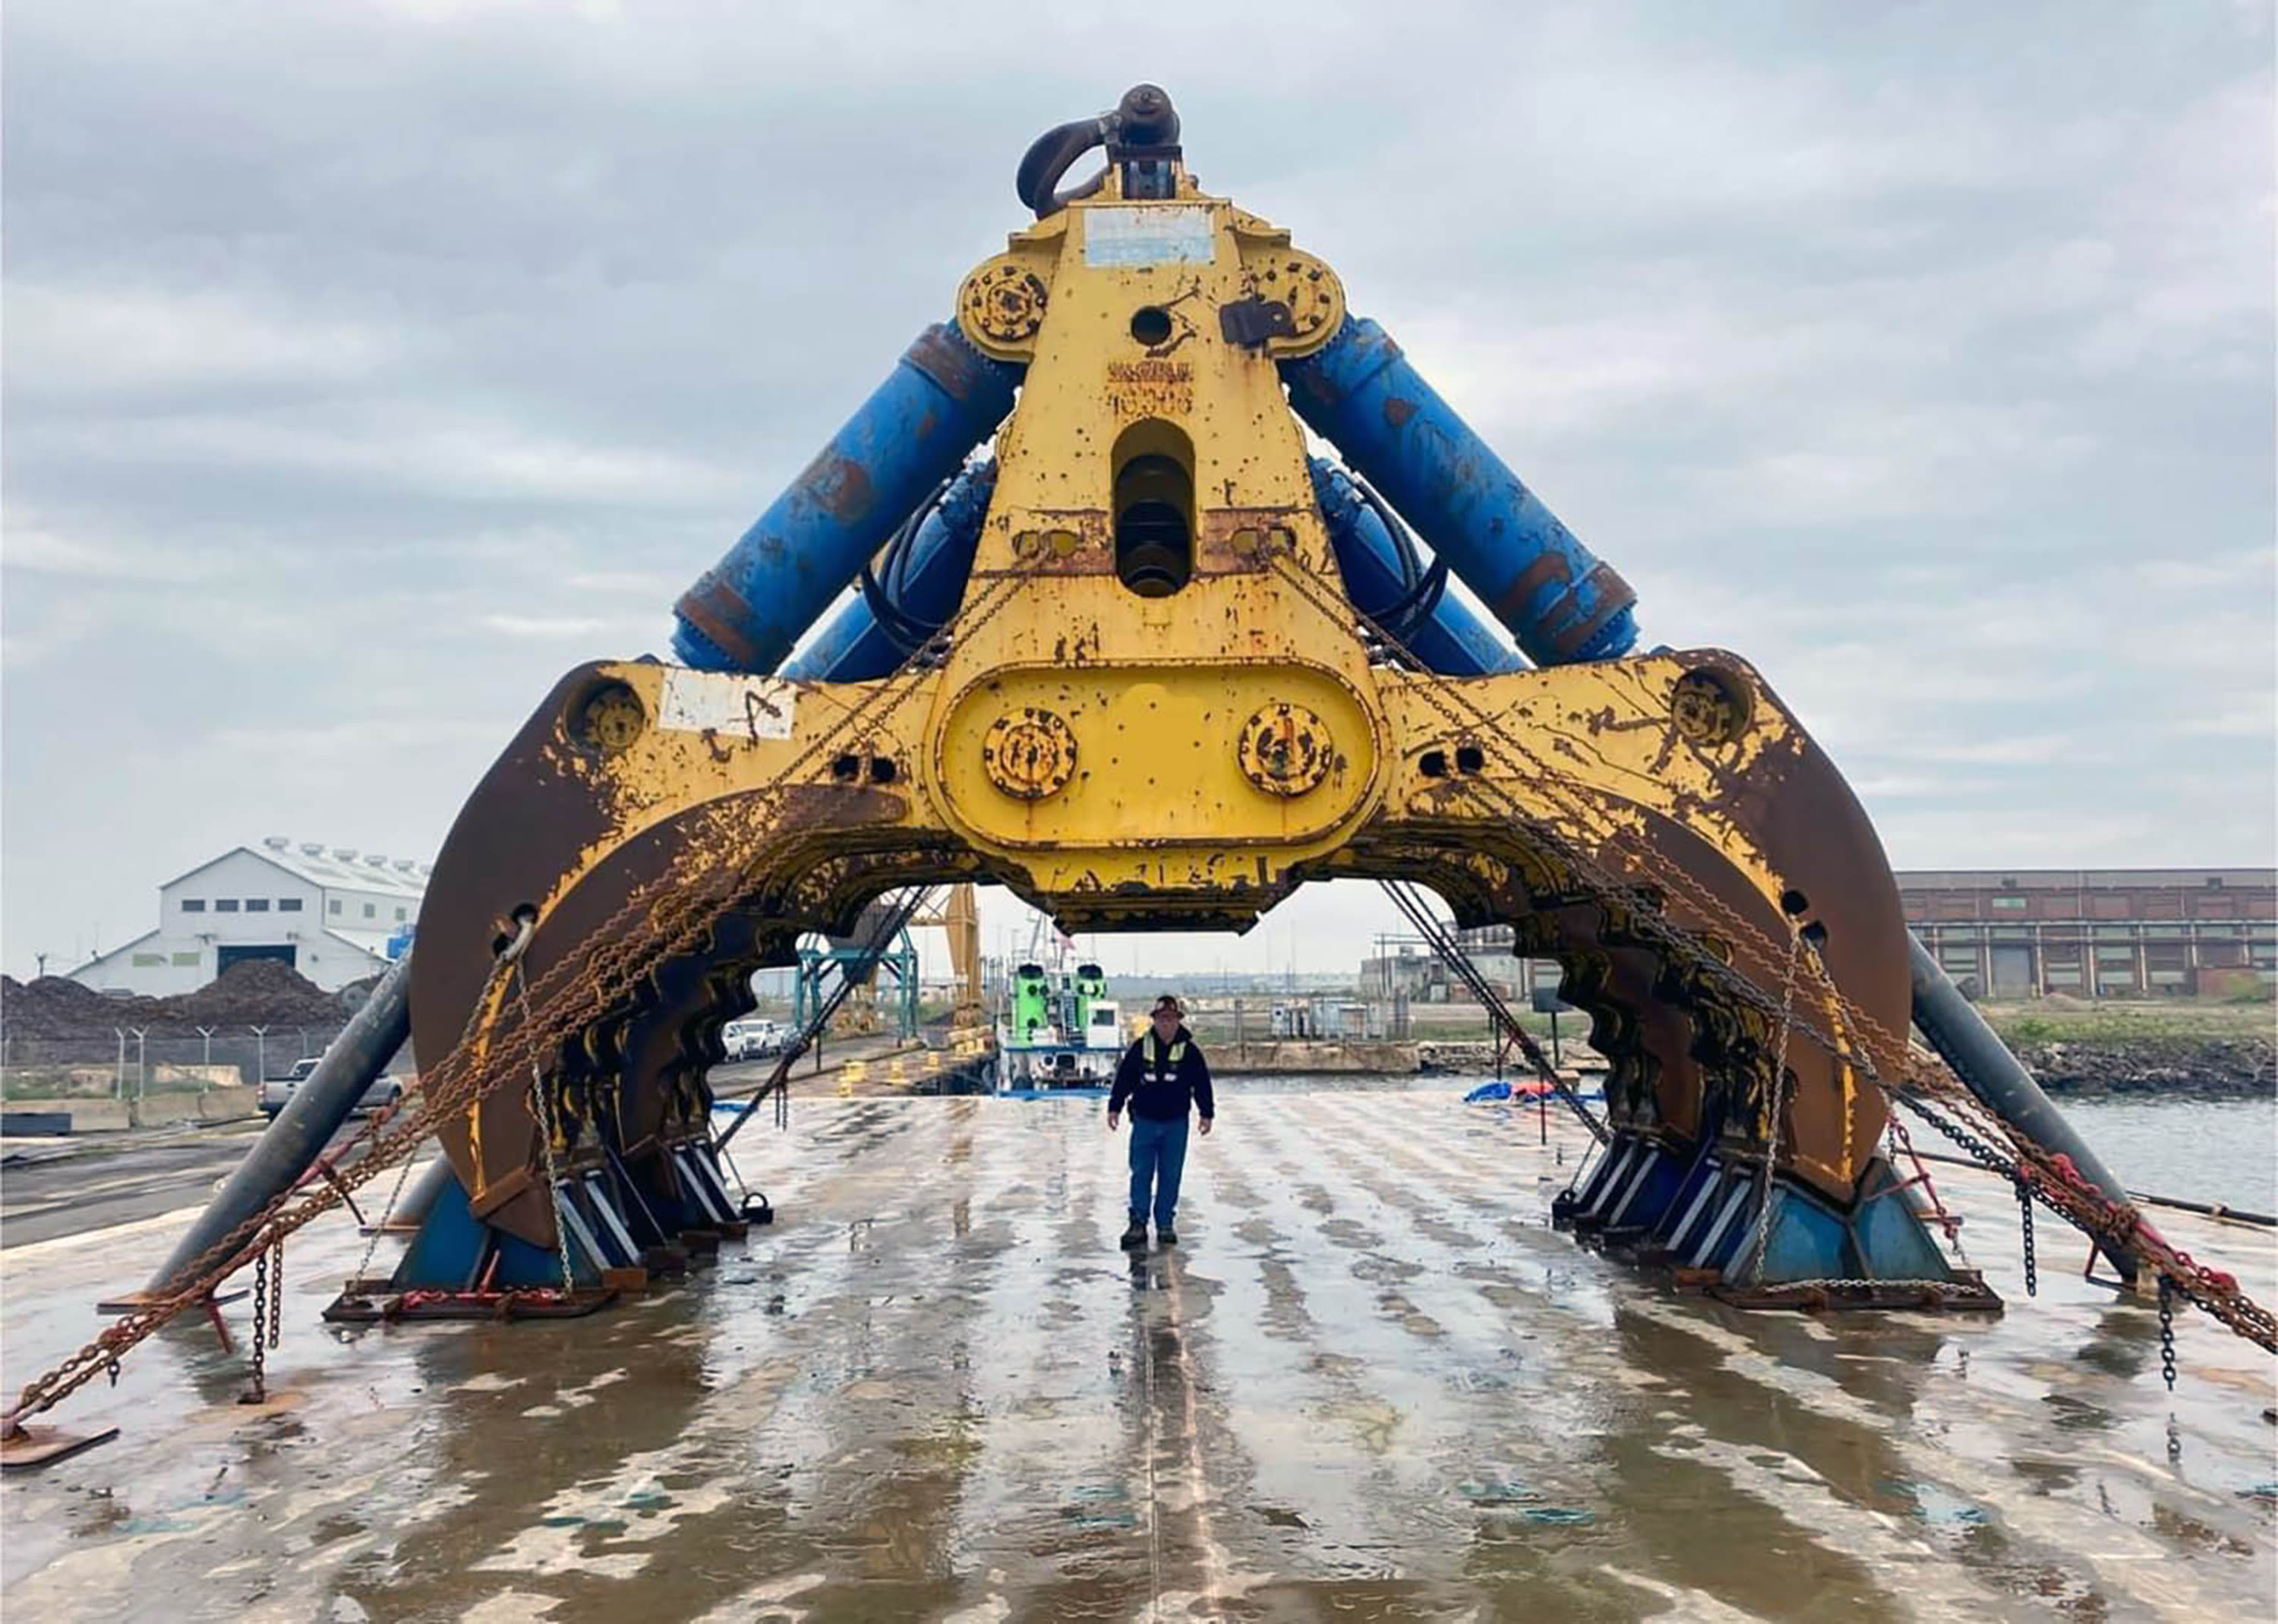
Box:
[1120,1219,1147,1250]
[1156,1225,1178,1246]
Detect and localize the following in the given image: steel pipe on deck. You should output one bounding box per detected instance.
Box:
[138,951,415,1299]
[1906,932,2139,1282]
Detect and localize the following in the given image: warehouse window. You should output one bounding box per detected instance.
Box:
[131,951,166,967]
[329,900,342,915]
[279,898,302,913]
[216,899,240,913]
[181,899,206,913]
[246,898,270,913]
[395,907,407,922]
[363,903,376,918]
[171,951,199,967]
[1990,896,2027,911]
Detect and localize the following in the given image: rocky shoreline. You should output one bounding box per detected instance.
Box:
[1414,1034,2274,1099]
[2006,1036,2274,1099]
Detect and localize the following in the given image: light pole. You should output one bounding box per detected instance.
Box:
[112,1029,126,1099]
[131,1028,148,1108]
[251,1025,269,1089]
[197,1026,216,1066]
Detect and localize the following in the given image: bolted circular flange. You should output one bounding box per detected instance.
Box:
[1670,667,1752,748]
[983,708,1077,800]
[1238,702,1332,796]
[963,262,1049,346]
[573,680,646,755]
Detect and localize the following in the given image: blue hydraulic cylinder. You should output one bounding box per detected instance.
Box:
[1308,459,1524,678]
[1283,317,1639,666]
[780,459,999,682]
[672,322,1022,673]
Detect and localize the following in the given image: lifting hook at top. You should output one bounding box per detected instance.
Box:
[1015,83,1182,218]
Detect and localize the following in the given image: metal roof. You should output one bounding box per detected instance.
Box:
[162,841,431,900]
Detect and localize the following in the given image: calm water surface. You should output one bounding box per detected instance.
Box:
[1223,1073,2278,1212]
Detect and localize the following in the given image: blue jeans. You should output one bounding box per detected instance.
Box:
[1127,1114,1191,1228]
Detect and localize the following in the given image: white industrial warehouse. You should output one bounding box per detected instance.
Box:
[68,839,428,996]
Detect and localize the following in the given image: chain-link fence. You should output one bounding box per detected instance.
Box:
[1,1026,358,1124]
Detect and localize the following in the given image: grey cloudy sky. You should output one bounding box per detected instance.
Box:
[4,0,2272,982]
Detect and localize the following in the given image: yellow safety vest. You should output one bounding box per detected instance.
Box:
[1143,1033,1189,1085]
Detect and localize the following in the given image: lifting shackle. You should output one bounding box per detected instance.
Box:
[1015,84,1183,216]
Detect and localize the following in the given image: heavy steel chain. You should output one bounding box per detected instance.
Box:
[1901,1062,2276,1354]
[1376,876,1608,1144]
[1264,551,1874,1088]
[1264,545,2278,1358]
[519,967,579,1291]
[1743,930,1803,1285]
[6,558,1049,1430]
[245,1247,270,1404]
[2157,1276,2178,1392]
[1883,1112,1968,1261]
[349,1149,421,1292]
[265,1239,284,1349]
[2016,1177,2038,1298]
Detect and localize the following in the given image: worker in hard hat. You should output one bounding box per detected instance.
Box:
[1106,993,1215,1249]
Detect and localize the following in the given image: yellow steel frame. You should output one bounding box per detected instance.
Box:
[416,160,1908,1245]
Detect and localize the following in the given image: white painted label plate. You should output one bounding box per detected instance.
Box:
[1084,205,1215,268]
[657,669,797,740]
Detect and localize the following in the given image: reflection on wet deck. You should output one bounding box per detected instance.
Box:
[5,1089,2273,1622]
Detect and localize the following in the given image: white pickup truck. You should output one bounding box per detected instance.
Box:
[259,1058,409,1121]
[721,1020,790,1062]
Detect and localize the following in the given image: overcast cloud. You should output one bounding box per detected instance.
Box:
[4,0,2272,980]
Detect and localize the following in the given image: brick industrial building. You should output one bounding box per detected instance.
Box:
[1901,869,2274,999]
[1365,868,2276,1004]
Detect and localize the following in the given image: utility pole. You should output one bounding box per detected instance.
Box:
[34,953,49,978]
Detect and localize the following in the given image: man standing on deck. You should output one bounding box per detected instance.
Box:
[1107,994,1215,1250]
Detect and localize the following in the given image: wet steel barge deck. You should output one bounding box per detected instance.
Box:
[5,1086,2273,1622]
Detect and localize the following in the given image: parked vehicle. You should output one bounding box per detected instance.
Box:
[721,1020,788,1062]
[259,1057,408,1121]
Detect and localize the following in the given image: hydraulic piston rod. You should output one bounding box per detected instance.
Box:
[672,323,1021,673]
[1284,316,1639,667]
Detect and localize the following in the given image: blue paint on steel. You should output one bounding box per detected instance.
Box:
[672,322,1022,673]
[390,1171,487,1291]
[1609,1146,1691,1230]
[389,1170,602,1291]
[781,459,1000,681]
[1723,1158,1966,1286]
[1308,459,1524,676]
[1850,1162,1963,1282]
[1283,317,1639,666]
[1743,1187,1854,1283]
